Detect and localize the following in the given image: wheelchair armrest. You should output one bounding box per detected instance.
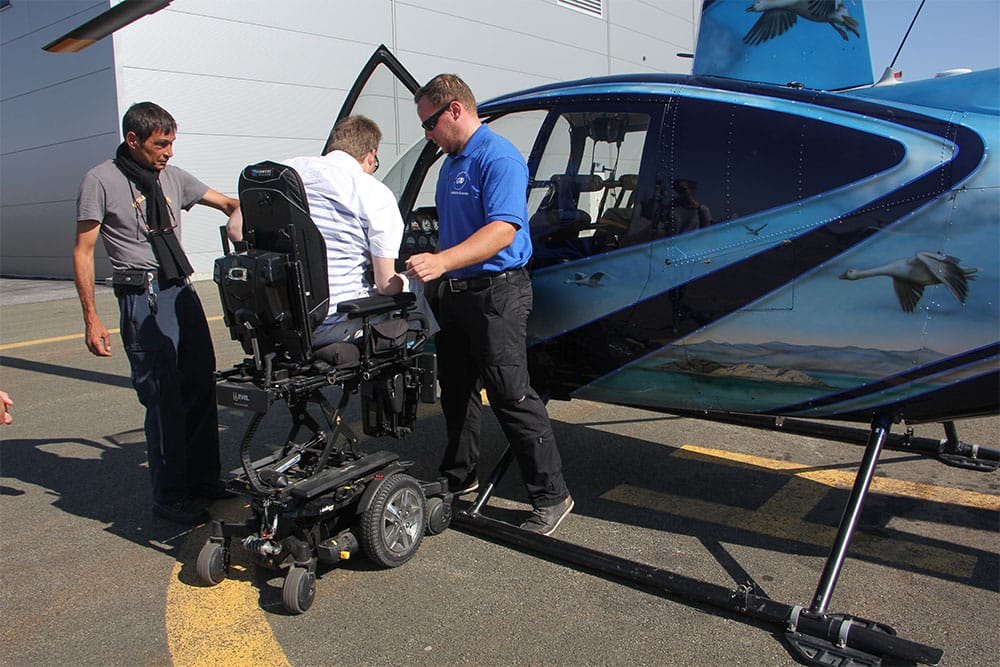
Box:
[337,292,417,318]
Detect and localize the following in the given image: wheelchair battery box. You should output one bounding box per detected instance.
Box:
[214,250,293,330]
[217,381,270,413]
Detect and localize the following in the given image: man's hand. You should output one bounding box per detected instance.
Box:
[85,318,113,357]
[0,390,12,425]
[404,220,516,283]
[404,252,449,283]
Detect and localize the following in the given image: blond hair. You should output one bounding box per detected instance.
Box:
[323,115,382,158]
[414,74,477,114]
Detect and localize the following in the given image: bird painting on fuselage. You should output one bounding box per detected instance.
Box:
[695,0,872,90]
[839,252,979,313]
[743,0,862,45]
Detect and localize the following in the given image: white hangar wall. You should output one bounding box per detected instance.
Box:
[0,0,698,279]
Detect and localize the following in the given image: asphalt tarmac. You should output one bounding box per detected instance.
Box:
[1,277,997,666]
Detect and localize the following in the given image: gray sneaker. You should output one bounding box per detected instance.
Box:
[520,495,574,536]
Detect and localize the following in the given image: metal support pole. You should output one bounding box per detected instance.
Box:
[810,412,892,615]
[467,445,515,516]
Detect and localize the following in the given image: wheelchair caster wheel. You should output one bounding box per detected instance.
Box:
[361,473,426,568]
[425,496,452,535]
[196,541,228,586]
[282,566,316,614]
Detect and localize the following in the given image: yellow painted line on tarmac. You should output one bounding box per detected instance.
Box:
[677,444,1000,510]
[602,444,1000,580]
[0,333,93,350]
[0,316,226,351]
[166,561,290,666]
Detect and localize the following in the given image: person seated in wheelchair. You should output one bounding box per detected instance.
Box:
[227,115,409,348]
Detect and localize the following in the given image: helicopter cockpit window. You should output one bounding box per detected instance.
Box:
[526,110,651,269]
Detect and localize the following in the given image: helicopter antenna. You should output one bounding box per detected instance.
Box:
[890,0,926,69]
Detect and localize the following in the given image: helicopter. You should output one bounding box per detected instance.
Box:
[44,1,998,664]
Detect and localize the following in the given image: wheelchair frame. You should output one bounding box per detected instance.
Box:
[196,161,452,614]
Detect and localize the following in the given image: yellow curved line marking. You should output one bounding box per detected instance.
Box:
[166,562,290,666]
[0,317,225,351]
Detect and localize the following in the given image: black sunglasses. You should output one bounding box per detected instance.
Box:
[421,100,455,131]
[373,154,380,173]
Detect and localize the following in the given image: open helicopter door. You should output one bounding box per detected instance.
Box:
[327,45,423,183]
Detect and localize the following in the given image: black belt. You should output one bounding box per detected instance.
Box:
[112,270,190,314]
[112,269,189,291]
[445,267,526,293]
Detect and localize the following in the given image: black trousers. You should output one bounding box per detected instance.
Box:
[436,269,569,507]
[115,281,221,504]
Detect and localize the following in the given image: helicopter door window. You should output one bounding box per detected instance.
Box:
[526,110,651,268]
[662,96,905,235]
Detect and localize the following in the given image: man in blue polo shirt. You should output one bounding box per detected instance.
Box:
[405,74,573,536]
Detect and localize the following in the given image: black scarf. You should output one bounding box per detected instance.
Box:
[114,142,193,283]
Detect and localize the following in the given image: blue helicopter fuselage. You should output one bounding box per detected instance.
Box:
[455,69,999,424]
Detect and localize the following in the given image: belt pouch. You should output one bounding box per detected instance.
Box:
[112,269,151,288]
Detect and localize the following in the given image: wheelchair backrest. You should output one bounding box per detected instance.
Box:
[215,161,330,362]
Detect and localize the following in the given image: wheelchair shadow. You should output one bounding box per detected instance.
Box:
[0,431,219,554]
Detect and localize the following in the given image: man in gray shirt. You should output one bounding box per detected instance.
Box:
[74,102,238,525]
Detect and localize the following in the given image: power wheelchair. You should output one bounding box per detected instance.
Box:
[196,161,452,613]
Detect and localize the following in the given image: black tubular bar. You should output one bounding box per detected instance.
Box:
[451,510,943,665]
[810,412,892,615]
[467,445,515,516]
[641,408,999,465]
[452,410,946,665]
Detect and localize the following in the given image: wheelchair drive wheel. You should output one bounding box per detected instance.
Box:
[361,473,426,568]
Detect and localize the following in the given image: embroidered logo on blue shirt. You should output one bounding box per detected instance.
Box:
[451,170,471,196]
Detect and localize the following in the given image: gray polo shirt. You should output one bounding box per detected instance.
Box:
[77,160,209,271]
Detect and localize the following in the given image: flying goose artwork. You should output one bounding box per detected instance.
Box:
[838,251,979,312]
[743,0,861,45]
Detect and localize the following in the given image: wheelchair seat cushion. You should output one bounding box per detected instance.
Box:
[313,342,361,369]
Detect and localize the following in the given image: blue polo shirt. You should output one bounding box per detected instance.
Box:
[436,124,533,279]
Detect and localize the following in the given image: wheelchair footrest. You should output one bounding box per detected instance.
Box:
[289,450,400,501]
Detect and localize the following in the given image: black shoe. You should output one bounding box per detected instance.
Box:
[189,480,238,500]
[520,495,574,536]
[153,499,211,525]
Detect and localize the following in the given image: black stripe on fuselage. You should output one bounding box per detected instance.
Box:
[777,343,1000,415]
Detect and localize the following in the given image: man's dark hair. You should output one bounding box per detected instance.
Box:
[122,102,177,142]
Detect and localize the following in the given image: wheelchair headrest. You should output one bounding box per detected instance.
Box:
[239,161,310,216]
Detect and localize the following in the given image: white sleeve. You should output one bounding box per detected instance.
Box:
[365,181,404,259]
